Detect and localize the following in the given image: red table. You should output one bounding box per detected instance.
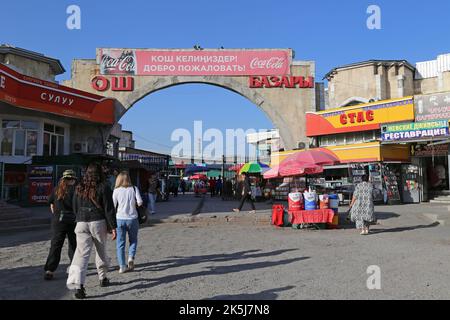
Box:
[289,209,335,225]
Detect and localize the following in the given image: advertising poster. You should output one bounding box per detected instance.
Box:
[415,92,450,122]
[98,49,292,76]
[28,166,54,204]
[381,120,449,141]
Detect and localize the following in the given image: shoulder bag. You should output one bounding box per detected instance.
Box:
[134,186,148,224]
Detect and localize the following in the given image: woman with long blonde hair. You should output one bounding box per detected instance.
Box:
[113,171,143,274]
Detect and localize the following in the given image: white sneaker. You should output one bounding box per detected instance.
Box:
[119,266,128,274]
[128,258,135,271]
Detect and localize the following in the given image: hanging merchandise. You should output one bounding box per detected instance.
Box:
[350,164,366,184]
[382,164,401,204]
[401,164,420,203]
[368,164,383,202]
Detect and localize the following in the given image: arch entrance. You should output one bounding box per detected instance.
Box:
[64,48,316,150]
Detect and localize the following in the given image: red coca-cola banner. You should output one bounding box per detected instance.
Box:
[98,49,292,76]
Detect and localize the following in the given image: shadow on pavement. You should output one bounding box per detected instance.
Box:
[0,263,70,300]
[375,211,401,220]
[136,249,299,272]
[206,285,296,300]
[369,222,440,234]
[88,252,309,299]
[0,229,51,249]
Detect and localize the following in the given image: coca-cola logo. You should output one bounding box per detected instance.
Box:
[250,57,285,70]
[101,50,136,75]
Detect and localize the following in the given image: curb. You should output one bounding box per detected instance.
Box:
[147,211,272,225]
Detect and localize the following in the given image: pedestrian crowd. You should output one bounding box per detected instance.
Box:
[43,163,161,299]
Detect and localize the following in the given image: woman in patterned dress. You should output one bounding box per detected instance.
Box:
[349,174,375,235]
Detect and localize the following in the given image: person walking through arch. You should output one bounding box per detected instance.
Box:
[113,171,143,274]
[44,170,78,281]
[66,163,117,299]
[233,173,256,213]
[147,172,160,214]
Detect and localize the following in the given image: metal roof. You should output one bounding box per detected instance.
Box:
[0,44,65,75]
[323,59,415,80]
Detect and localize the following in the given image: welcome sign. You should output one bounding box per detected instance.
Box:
[381,120,449,141]
[97,48,292,76]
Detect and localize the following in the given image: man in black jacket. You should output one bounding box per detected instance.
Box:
[233,173,256,213]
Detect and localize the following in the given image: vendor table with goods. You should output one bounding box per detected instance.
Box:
[271,191,339,229]
[288,208,335,225]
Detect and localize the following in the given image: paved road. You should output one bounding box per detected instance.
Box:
[1,195,450,300]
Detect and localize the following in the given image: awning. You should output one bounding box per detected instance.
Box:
[323,164,350,169]
[0,63,115,124]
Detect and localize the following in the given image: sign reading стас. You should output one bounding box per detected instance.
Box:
[382,120,449,141]
[97,48,292,76]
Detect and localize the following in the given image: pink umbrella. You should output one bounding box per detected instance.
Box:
[278,149,339,177]
[279,163,324,177]
[263,165,280,179]
[281,148,339,167]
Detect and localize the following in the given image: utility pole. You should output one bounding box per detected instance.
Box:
[222,154,225,180]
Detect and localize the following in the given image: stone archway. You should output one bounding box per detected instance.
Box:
[63,49,316,150]
[119,76,293,149]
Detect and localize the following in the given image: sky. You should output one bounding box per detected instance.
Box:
[1,0,450,154]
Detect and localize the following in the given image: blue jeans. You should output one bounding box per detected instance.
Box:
[116,219,139,268]
[148,193,157,213]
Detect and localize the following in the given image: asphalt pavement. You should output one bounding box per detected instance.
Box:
[1,195,450,300]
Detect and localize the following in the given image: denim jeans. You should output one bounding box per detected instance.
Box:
[116,219,139,269]
[148,193,157,213]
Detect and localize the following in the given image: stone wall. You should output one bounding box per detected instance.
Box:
[0,53,55,82]
[327,63,415,108]
[415,71,450,94]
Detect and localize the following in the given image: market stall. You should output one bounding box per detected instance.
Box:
[267,149,340,230]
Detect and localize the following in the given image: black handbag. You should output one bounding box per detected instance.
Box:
[134,186,148,224]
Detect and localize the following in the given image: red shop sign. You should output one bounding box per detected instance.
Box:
[0,63,115,124]
[340,110,375,125]
[91,76,134,92]
[249,76,315,89]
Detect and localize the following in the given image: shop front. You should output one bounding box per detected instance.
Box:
[297,97,417,204]
[411,93,450,201]
[0,62,116,204]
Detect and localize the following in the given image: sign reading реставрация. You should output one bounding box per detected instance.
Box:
[97,48,292,76]
[381,120,449,141]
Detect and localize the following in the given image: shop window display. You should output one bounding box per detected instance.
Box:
[43,123,65,156]
[427,157,448,191]
[1,120,38,157]
[382,164,401,204]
